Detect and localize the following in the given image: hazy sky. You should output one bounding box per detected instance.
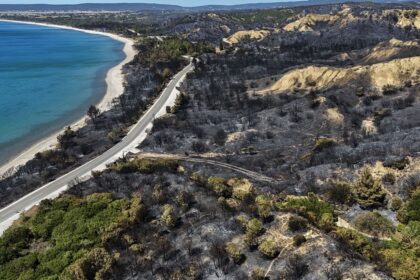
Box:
[0,0,290,6]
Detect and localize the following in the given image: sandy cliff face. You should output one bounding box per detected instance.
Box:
[284,8,420,33]
[260,56,420,94]
[283,13,340,32]
[361,39,420,64]
[224,29,270,44]
[395,9,420,29]
[333,39,420,64]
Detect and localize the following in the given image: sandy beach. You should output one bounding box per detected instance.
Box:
[0,20,136,177]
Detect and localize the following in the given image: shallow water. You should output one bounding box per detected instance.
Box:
[0,21,124,164]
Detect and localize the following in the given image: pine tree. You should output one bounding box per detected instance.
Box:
[354,169,386,208]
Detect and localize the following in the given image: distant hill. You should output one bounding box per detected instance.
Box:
[0,3,183,12]
[0,1,416,12]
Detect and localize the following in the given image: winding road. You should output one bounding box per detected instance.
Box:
[0,61,194,233]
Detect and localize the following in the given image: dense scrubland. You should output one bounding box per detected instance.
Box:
[1,2,420,279]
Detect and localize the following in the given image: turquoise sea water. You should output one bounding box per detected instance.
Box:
[0,21,124,165]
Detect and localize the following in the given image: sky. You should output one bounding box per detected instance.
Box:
[0,0,289,6]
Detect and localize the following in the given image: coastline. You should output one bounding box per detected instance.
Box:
[0,19,137,177]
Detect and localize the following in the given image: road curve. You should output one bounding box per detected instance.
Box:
[0,61,194,230]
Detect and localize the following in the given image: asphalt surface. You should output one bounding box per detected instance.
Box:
[0,62,193,224]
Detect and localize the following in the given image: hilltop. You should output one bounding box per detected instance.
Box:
[0,0,416,12]
[0,2,419,280]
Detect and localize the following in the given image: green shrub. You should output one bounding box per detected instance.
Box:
[353,169,386,209]
[381,247,420,280]
[255,195,272,220]
[288,216,308,232]
[332,203,419,280]
[137,37,212,66]
[258,237,279,258]
[62,248,113,280]
[129,243,145,253]
[251,267,266,280]
[328,182,354,205]
[175,191,194,210]
[293,234,307,247]
[228,178,253,201]
[225,243,245,264]
[190,172,207,187]
[378,219,420,280]
[352,212,395,237]
[207,176,231,198]
[0,194,143,280]
[111,158,178,174]
[397,189,420,223]
[246,218,264,236]
[236,215,249,231]
[0,226,33,264]
[332,227,377,259]
[244,218,264,247]
[278,193,336,230]
[319,213,336,231]
[390,197,403,211]
[152,184,166,203]
[232,187,252,201]
[161,204,177,228]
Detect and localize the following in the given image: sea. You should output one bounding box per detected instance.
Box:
[0,21,124,165]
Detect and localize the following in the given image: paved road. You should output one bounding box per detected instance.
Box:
[0,62,194,226]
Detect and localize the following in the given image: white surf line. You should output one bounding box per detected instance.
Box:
[0,19,136,177]
[0,62,193,235]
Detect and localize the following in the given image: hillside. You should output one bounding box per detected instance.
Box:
[335,38,420,64]
[260,56,420,94]
[284,8,420,33]
[0,1,414,12]
[0,2,419,280]
[224,29,271,44]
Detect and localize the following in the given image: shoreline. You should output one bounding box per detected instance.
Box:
[0,19,137,177]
